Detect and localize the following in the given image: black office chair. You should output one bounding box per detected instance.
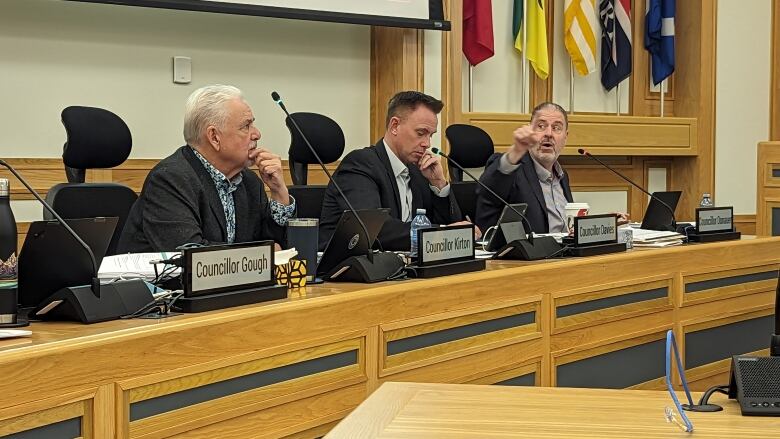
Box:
[444,124,495,182]
[44,106,138,256]
[286,112,345,186]
[288,185,327,219]
[452,181,478,222]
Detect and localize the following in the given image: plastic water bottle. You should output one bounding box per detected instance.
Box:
[699,193,714,208]
[410,208,431,257]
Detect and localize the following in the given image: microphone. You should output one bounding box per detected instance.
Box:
[577,148,677,232]
[0,159,101,298]
[270,91,378,259]
[430,147,534,242]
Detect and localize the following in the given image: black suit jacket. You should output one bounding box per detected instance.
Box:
[118,146,284,252]
[475,153,573,233]
[319,140,462,251]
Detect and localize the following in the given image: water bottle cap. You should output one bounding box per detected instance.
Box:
[0,178,8,197]
[416,208,426,215]
[702,193,711,197]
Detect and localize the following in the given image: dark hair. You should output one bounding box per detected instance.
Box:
[385,91,444,127]
[531,102,568,127]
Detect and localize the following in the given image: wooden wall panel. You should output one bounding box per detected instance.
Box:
[756,141,780,235]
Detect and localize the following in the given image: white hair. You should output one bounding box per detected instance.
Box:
[183,84,245,146]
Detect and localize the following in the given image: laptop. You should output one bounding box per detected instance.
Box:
[485,203,529,252]
[641,191,681,231]
[18,217,117,309]
[317,209,390,276]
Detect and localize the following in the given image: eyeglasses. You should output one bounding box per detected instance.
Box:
[532,121,565,134]
[665,330,695,433]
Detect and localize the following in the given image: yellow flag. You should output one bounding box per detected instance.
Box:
[564,0,598,76]
[526,0,549,79]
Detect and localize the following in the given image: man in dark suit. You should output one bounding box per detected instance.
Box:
[475,102,574,234]
[319,91,475,251]
[118,85,295,252]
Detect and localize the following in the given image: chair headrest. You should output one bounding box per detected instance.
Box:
[445,124,494,168]
[61,106,132,169]
[286,112,345,164]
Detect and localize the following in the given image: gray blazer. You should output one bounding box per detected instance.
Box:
[118,146,284,252]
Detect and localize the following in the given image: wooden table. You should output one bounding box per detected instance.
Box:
[327,381,780,438]
[1,237,779,438]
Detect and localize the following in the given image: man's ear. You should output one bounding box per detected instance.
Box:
[388,116,400,135]
[205,126,220,151]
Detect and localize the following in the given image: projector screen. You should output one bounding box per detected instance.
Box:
[69,0,450,30]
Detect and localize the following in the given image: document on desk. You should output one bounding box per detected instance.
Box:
[630,228,685,247]
[98,252,177,280]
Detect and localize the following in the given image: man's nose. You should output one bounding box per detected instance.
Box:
[252,127,261,140]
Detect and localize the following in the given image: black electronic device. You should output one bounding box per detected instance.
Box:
[484,203,528,252]
[318,209,404,282]
[641,191,681,231]
[578,149,679,232]
[1,158,153,323]
[272,92,403,283]
[18,217,116,309]
[728,356,780,416]
[431,147,561,260]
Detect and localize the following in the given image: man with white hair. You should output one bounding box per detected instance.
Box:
[118,84,294,252]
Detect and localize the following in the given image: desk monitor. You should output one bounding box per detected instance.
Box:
[318,209,390,276]
[18,217,117,308]
[641,191,681,231]
[485,203,528,252]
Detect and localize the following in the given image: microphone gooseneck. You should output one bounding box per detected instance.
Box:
[0,159,101,298]
[577,148,678,232]
[270,91,380,257]
[431,147,534,242]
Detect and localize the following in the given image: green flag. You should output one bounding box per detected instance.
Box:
[513,0,524,52]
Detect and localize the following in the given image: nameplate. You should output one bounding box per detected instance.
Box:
[696,207,733,233]
[185,241,275,296]
[417,225,474,266]
[574,214,618,246]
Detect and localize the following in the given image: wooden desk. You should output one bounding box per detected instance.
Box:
[327,381,780,438]
[1,237,779,438]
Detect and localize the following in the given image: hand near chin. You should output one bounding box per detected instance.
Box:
[507,125,540,164]
[250,147,289,204]
[418,151,447,189]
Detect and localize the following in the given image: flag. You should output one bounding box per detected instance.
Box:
[526,0,550,79]
[512,0,524,53]
[644,0,675,85]
[463,0,494,66]
[564,0,598,76]
[600,0,632,90]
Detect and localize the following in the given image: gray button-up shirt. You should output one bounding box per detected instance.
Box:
[499,153,568,233]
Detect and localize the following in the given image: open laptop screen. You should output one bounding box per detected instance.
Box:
[18,217,117,308]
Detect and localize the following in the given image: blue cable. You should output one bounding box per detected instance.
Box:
[665,330,695,432]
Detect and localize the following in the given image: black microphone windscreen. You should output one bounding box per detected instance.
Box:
[431,147,440,154]
[577,148,586,155]
[271,91,281,102]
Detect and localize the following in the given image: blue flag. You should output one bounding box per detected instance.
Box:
[644,0,675,85]
[600,0,632,91]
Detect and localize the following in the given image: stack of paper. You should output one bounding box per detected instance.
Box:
[630,228,685,247]
[98,252,178,281]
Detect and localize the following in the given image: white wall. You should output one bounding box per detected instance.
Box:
[0,0,370,160]
[715,0,772,214]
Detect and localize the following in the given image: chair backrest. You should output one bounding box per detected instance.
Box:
[286,112,345,185]
[288,185,328,219]
[47,106,136,255]
[444,124,495,182]
[451,181,478,223]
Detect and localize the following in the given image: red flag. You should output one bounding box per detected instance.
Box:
[463,0,494,66]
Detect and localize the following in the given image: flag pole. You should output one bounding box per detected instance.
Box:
[616,82,621,115]
[522,9,529,114]
[569,60,575,114]
[468,64,474,112]
[660,78,665,117]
